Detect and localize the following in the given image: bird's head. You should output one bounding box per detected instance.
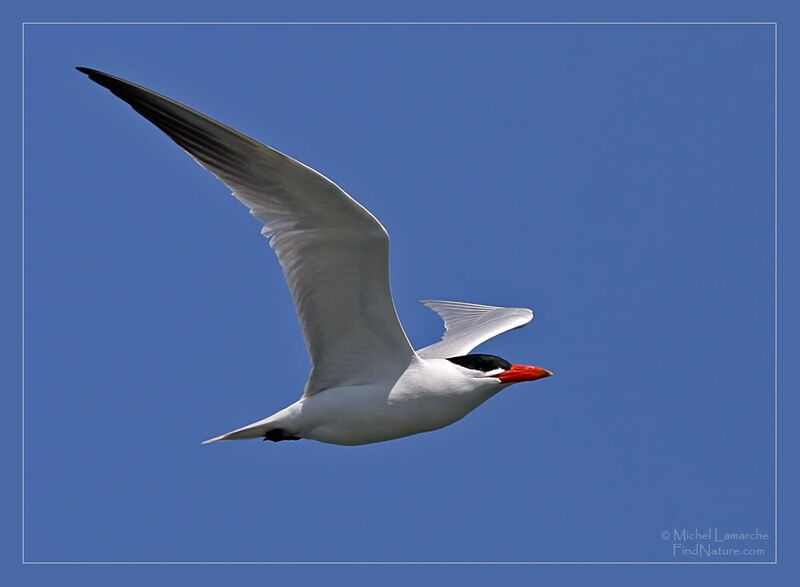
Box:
[446,354,552,385]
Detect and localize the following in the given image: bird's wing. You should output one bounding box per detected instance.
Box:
[416,300,533,359]
[78,67,415,396]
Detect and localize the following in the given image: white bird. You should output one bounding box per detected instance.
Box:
[78,67,553,446]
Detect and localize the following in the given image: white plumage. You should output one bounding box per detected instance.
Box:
[417,300,533,359]
[78,67,552,446]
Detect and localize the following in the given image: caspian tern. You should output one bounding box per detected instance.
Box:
[78,67,553,446]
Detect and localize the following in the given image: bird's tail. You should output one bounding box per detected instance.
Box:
[201,417,274,444]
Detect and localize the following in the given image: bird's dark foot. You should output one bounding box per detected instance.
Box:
[262,428,301,442]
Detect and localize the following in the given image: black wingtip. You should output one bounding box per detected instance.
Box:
[75,67,138,99]
[76,67,116,86]
[76,67,108,84]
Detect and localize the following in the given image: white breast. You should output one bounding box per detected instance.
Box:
[289,358,503,445]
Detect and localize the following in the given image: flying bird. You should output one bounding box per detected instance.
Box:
[77,67,553,446]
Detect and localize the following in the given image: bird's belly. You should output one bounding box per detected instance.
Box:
[296,384,494,446]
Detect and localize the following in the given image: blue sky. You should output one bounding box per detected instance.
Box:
[5,2,797,585]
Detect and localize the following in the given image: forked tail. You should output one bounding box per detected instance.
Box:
[202,418,300,444]
[202,417,273,444]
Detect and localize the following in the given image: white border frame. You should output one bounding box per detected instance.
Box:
[20,20,778,566]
